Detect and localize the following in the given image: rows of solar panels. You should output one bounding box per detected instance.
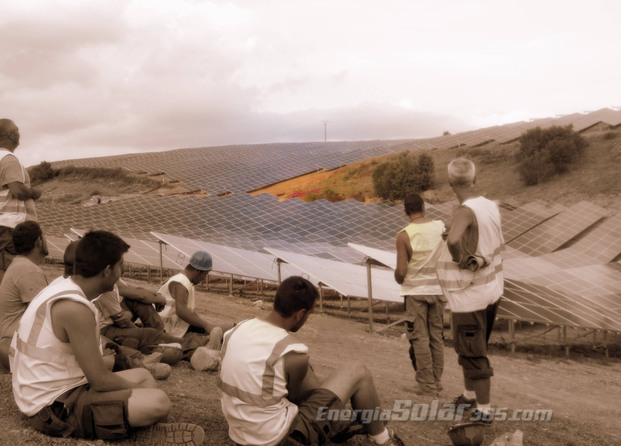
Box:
[42,196,621,334]
[50,108,621,196]
[40,107,621,334]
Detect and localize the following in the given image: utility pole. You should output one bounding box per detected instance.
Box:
[321,120,329,142]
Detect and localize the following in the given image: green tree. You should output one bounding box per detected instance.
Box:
[516,125,587,185]
[372,151,435,201]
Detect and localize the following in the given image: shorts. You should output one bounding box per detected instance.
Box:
[284,388,352,445]
[452,300,500,380]
[29,384,132,440]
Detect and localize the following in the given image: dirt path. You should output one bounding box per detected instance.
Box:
[1,282,619,445]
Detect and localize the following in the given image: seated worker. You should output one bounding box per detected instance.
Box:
[61,241,179,377]
[157,250,234,358]
[117,279,167,331]
[219,276,405,446]
[0,221,49,371]
[10,230,204,444]
[95,282,186,365]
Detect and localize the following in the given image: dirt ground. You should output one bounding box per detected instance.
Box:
[1,275,620,446]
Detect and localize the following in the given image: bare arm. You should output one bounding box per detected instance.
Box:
[118,281,165,307]
[446,207,473,263]
[394,230,412,284]
[169,281,212,332]
[51,300,136,392]
[7,181,40,201]
[285,352,319,404]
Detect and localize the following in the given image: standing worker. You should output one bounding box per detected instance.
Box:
[437,157,504,423]
[0,119,41,283]
[394,193,446,396]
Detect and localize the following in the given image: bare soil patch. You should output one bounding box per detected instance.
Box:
[1,272,619,446]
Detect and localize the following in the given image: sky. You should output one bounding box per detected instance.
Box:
[2,0,620,167]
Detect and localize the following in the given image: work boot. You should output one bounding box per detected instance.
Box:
[135,422,205,445]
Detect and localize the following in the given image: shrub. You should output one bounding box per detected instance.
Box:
[515,125,587,185]
[372,151,435,201]
[321,188,344,202]
[28,161,57,184]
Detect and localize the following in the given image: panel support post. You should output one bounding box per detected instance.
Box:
[509,319,516,354]
[229,274,234,297]
[365,257,374,333]
[158,240,164,284]
[562,326,569,357]
[276,258,283,285]
[318,283,324,313]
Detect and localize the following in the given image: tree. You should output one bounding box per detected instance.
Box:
[516,125,587,185]
[372,151,435,201]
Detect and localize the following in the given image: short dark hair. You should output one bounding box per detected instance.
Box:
[63,240,79,277]
[74,231,130,278]
[12,221,43,255]
[273,276,318,317]
[403,193,424,216]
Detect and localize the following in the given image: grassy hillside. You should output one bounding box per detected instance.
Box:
[253,123,621,211]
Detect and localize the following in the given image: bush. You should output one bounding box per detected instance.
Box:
[372,151,435,201]
[28,161,57,184]
[516,125,587,185]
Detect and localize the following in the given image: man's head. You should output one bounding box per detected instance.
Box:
[12,221,48,257]
[273,276,318,332]
[447,157,476,188]
[74,231,130,293]
[0,119,20,151]
[185,250,212,285]
[403,193,424,216]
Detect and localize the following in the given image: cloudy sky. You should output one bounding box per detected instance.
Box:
[2,0,620,167]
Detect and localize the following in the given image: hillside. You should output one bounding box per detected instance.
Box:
[29,123,621,212]
[252,123,621,211]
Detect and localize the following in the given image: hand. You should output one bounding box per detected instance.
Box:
[155,302,166,312]
[30,188,42,200]
[111,311,135,328]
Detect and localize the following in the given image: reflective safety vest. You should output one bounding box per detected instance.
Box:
[436,197,504,313]
[218,318,308,446]
[10,277,98,416]
[157,273,194,338]
[399,220,445,296]
[0,149,36,228]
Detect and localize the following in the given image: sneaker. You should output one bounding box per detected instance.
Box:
[452,394,476,410]
[144,362,172,380]
[142,351,164,365]
[135,422,205,446]
[377,429,405,446]
[467,408,494,425]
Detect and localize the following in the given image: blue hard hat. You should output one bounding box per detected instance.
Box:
[190,250,212,271]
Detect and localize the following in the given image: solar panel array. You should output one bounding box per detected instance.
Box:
[49,108,621,196]
[33,108,621,333]
[507,201,609,256]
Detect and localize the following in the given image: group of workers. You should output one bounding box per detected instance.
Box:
[0,118,504,446]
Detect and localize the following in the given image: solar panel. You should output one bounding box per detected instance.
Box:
[501,279,621,332]
[151,231,310,284]
[265,247,402,303]
[519,263,621,313]
[501,200,564,243]
[45,235,72,262]
[540,213,621,268]
[507,201,608,256]
[70,228,187,270]
[347,242,396,269]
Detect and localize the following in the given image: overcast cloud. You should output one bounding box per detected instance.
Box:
[2,0,620,167]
